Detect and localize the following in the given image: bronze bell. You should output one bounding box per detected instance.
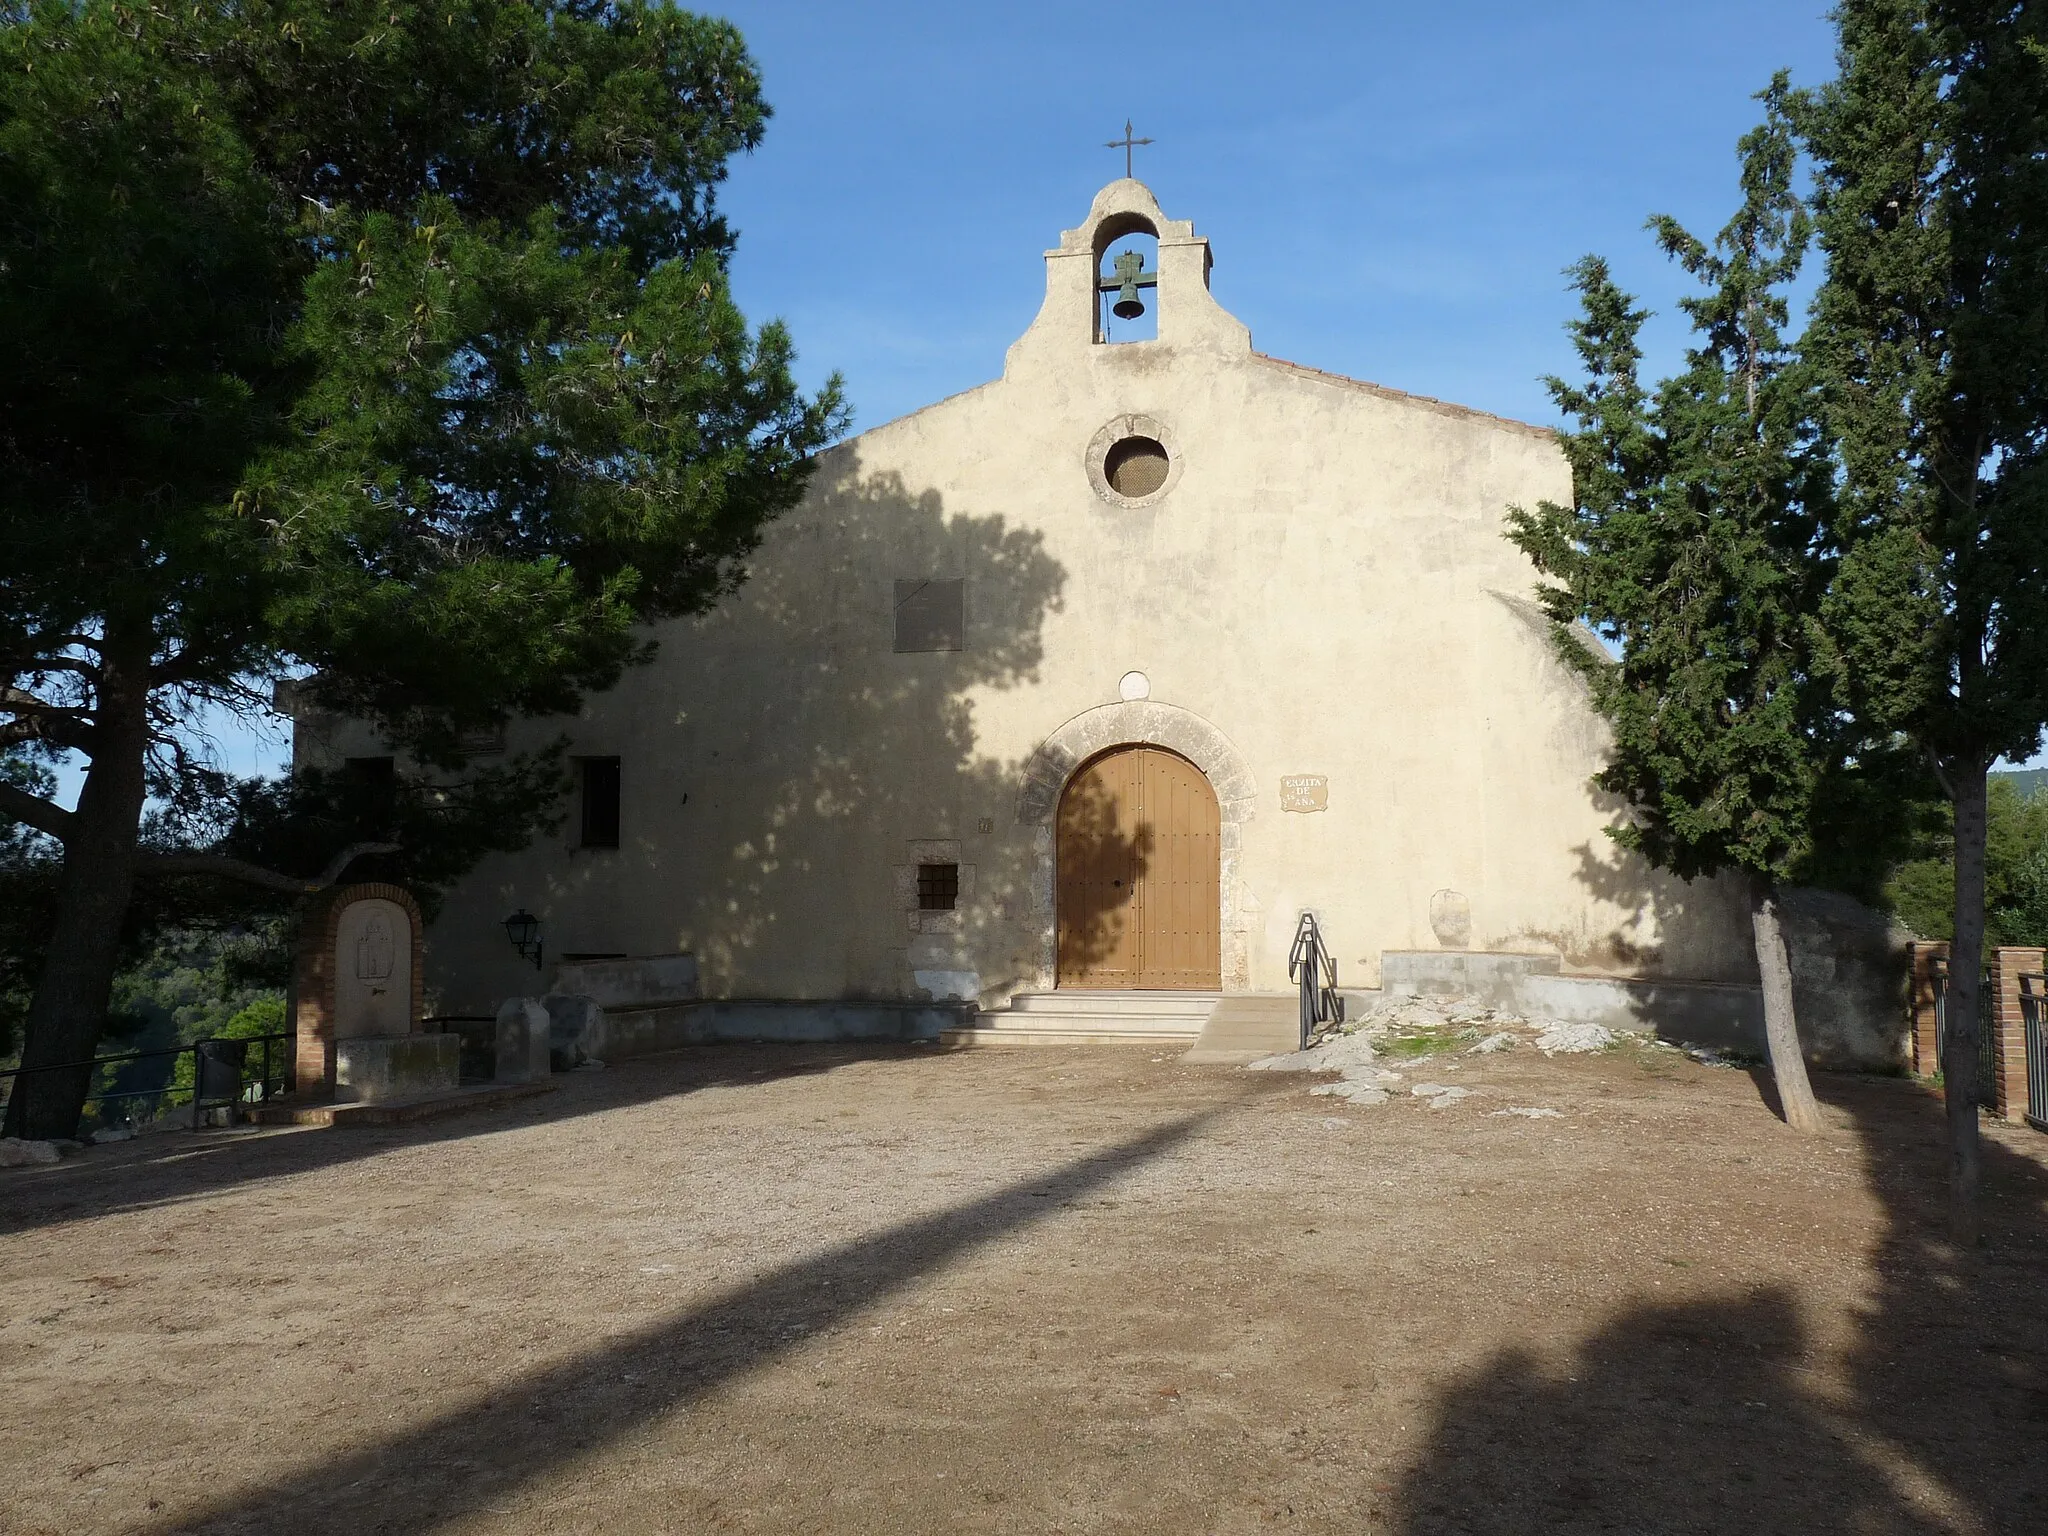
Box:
[1109,249,1148,320]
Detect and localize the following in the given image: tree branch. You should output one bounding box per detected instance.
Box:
[0,780,73,840]
[2,656,100,681]
[0,689,96,754]
[137,841,401,895]
[0,635,103,672]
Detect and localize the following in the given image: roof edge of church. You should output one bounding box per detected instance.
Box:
[815,378,1004,455]
[1251,353,1557,442]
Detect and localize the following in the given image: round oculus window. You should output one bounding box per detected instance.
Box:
[1103,435,1170,500]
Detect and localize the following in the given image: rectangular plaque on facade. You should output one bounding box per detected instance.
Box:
[1280,774,1330,813]
[893,578,965,652]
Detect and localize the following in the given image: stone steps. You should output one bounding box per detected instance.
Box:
[941,990,1220,1047]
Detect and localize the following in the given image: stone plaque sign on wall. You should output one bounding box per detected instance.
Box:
[333,897,415,1038]
[295,882,426,1097]
[1280,774,1330,813]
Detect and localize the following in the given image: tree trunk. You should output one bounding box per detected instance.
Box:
[1945,756,1990,1248]
[0,633,153,1142]
[1749,879,1825,1134]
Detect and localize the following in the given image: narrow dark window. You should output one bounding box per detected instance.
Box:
[344,755,396,785]
[578,757,621,849]
[343,756,398,835]
[917,862,959,911]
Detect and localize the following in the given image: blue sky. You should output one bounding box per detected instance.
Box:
[79,0,2044,796]
[711,0,1844,433]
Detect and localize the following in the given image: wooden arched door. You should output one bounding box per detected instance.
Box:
[1056,746,1220,989]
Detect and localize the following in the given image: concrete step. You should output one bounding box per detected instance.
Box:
[244,1080,553,1127]
[1185,994,1302,1063]
[1006,990,1222,1017]
[942,990,1219,1047]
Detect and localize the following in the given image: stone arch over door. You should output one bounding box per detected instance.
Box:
[1017,702,1256,990]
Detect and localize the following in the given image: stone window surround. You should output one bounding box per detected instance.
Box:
[895,841,977,934]
[1014,701,1257,990]
[1085,413,1184,509]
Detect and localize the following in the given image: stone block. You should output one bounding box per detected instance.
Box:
[334,1033,459,1104]
[1382,949,1562,1007]
[494,998,553,1083]
[548,954,699,1010]
[544,993,604,1070]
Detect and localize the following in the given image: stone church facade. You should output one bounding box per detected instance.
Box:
[295,178,1760,1019]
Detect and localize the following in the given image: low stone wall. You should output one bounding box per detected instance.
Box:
[334,1033,459,1103]
[1382,885,1912,1073]
[529,997,971,1066]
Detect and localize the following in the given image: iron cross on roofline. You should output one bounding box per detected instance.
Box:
[1105,118,1153,179]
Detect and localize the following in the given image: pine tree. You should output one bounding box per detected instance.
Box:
[1796,0,2048,1241]
[1508,81,1836,1133]
[0,3,844,1137]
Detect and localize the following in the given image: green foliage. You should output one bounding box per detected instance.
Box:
[0,756,60,1058]
[1507,82,1855,888]
[1885,776,2048,947]
[110,933,285,1051]
[160,747,574,923]
[1797,0,2048,772]
[0,3,843,1120]
[1,0,843,765]
[159,994,291,1112]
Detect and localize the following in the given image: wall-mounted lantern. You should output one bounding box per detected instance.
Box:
[502,908,543,971]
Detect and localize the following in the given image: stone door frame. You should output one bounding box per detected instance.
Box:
[1016,701,1255,990]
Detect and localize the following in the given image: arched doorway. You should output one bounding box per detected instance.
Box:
[1056,746,1220,989]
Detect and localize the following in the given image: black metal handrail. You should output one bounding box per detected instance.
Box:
[1288,911,1341,1051]
[1930,957,1996,1106]
[0,1030,293,1135]
[2021,972,2046,1133]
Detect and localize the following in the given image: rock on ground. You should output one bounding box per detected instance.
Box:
[1249,1033,1379,1074]
[1533,1021,1615,1055]
[0,1138,62,1168]
[1411,1084,1474,1110]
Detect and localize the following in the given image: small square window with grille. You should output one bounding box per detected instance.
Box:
[916,862,959,911]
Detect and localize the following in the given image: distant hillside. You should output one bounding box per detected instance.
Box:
[1996,768,2047,799]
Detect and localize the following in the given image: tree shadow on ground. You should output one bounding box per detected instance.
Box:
[1388,1072,2048,1534]
[140,1108,1218,1536]
[0,1043,923,1239]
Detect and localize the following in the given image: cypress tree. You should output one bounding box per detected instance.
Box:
[1796,0,2048,1241]
[1509,81,1835,1133]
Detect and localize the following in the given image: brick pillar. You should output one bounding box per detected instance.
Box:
[1986,946,2046,1123]
[294,893,339,1097]
[1908,940,1951,1078]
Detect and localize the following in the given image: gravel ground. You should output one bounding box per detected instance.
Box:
[1,1038,2045,1535]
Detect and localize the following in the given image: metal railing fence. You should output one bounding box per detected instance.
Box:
[2022,972,2046,1133]
[1930,957,1996,1107]
[0,1030,293,1135]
